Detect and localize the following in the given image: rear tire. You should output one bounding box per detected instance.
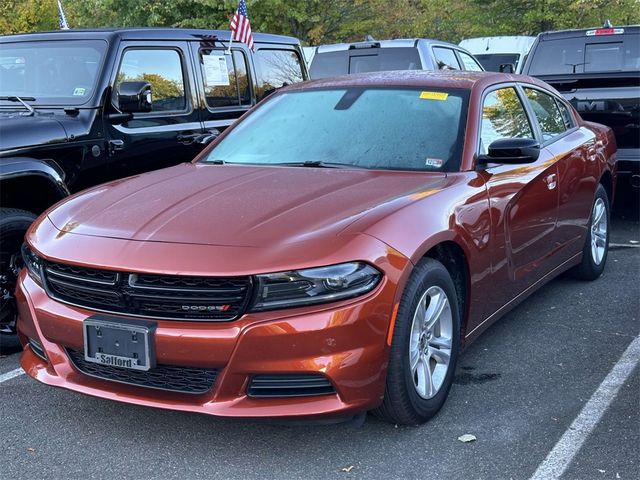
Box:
[0,208,37,330]
[374,258,460,425]
[571,184,610,281]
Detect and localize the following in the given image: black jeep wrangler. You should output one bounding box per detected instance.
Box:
[0,28,308,331]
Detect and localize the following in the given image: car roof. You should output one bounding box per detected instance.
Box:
[459,36,536,55]
[282,70,551,92]
[537,24,639,40]
[0,28,300,45]
[315,38,462,53]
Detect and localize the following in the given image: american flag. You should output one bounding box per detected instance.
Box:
[230,0,254,51]
[57,0,69,30]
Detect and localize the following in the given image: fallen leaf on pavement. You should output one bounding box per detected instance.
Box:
[458,434,476,443]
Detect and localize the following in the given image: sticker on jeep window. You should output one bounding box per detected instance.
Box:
[420,91,448,100]
[203,54,230,87]
[72,87,86,96]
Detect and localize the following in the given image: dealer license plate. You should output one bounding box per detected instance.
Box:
[83,316,156,371]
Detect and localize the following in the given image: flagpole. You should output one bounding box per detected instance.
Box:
[226,35,233,55]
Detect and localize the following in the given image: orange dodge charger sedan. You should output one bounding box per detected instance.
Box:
[16,71,616,425]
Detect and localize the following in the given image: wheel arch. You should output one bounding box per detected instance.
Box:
[0,157,70,215]
[421,240,471,340]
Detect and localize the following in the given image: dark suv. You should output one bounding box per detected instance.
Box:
[0,28,308,331]
[309,38,483,79]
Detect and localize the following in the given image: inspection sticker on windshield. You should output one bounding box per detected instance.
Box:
[425,158,444,168]
[73,87,86,96]
[419,91,448,101]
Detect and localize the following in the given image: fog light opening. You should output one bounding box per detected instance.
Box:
[28,337,47,361]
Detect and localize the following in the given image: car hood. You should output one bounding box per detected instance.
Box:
[47,162,448,247]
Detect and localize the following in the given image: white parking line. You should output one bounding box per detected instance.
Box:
[609,243,640,248]
[0,368,24,384]
[530,336,640,480]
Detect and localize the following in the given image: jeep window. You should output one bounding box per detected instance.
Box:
[254,49,304,101]
[0,40,106,106]
[433,47,461,70]
[199,49,250,108]
[457,51,483,71]
[114,49,186,112]
[527,36,640,75]
[203,87,469,172]
[480,88,534,154]
[310,48,422,79]
[523,88,566,141]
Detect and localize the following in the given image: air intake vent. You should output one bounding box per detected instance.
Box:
[28,337,47,361]
[66,349,218,394]
[248,374,336,397]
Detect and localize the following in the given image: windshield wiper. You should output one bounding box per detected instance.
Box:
[273,160,365,169]
[0,96,36,115]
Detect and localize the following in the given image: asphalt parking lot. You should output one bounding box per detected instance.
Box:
[1,205,638,480]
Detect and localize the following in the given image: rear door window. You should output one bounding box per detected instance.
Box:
[555,100,575,129]
[433,47,461,70]
[254,49,304,101]
[114,48,186,113]
[199,49,251,108]
[523,88,566,141]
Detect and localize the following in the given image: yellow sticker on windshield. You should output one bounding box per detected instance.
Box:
[419,91,449,100]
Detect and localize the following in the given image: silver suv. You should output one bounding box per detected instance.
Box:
[309,38,483,79]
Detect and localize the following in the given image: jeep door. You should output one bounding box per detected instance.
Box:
[190,42,255,135]
[105,41,204,175]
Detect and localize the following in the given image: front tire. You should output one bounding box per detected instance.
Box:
[571,184,610,281]
[0,208,37,331]
[374,258,461,425]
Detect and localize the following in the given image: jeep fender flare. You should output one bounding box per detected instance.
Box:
[0,157,70,200]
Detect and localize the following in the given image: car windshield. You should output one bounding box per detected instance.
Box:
[0,40,107,106]
[474,53,520,72]
[202,87,469,172]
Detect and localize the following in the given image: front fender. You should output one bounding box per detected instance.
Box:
[0,157,70,199]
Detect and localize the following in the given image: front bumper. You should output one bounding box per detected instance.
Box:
[16,266,402,420]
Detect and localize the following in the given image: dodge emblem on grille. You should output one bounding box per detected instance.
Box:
[181,305,231,312]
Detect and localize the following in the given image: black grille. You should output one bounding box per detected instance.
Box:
[66,349,218,394]
[248,374,336,397]
[42,261,252,321]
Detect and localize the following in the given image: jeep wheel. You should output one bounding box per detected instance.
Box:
[0,208,37,332]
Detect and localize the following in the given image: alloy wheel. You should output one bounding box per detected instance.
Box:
[409,286,453,399]
[590,197,608,265]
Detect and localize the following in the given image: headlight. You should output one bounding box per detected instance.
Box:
[21,243,43,285]
[251,262,382,312]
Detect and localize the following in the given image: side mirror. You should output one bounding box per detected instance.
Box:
[477,138,540,165]
[118,81,152,113]
[499,63,515,74]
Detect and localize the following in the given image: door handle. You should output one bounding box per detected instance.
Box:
[544,173,557,190]
[176,133,200,144]
[107,139,124,155]
[177,129,220,145]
